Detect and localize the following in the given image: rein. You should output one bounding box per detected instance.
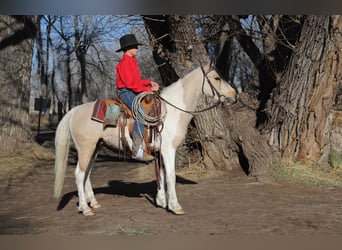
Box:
[155,65,224,116]
[155,93,221,115]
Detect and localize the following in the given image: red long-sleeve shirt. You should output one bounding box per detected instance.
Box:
[116,54,152,93]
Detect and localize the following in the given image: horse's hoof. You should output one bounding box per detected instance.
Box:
[83,210,95,216]
[172,209,186,215]
[91,202,101,209]
[156,202,167,209]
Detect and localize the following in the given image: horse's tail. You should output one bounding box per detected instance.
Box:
[53,108,74,198]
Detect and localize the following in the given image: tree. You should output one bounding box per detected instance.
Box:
[265,15,342,165]
[205,15,341,168]
[35,15,58,114]
[143,14,341,180]
[32,15,118,111]
[0,15,38,151]
[74,15,90,104]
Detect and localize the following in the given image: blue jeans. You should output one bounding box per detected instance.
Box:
[118,88,145,137]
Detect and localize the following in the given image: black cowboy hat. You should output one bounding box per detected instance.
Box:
[116,34,143,52]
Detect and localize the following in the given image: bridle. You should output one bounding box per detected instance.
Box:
[155,64,225,115]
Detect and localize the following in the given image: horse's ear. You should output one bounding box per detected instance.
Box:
[205,61,217,73]
[201,59,215,73]
[209,60,213,70]
[209,56,216,69]
[203,62,211,72]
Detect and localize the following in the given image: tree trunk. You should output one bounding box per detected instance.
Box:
[36,16,45,96]
[74,16,89,105]
[144,16,222,168]
[0,15,37,151]
[268,15,342,165]
[143,15,179,86]
[66,41,73,110]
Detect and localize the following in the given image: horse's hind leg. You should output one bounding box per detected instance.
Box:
[75,151,97,216]
[75,162,93,216]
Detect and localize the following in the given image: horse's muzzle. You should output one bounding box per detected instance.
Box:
[222,95,237,105]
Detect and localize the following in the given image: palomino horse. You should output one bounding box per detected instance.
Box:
[54,63,237,216]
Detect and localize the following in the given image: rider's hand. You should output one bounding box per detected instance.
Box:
[150,81,159,92]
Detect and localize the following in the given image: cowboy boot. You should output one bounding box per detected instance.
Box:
[132,132,154,162]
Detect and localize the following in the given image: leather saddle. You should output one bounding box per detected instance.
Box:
[115,94,161,156]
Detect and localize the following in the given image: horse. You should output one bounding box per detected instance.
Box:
[54,63,237,216]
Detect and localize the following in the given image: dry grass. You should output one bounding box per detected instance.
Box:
[102,225,155,235]
[176,163,224,180]
[0,143,55,180]
[132,161,224,182]
[0,154,33,180]
[271,158,342,188]
[30,143,55,160]
[0,113,57,180]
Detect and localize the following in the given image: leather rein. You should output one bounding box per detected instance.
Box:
[155,65,225,115]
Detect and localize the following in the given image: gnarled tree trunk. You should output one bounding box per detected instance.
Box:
[267,15,342,165]
[0,15,37,151]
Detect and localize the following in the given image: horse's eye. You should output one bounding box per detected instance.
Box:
[214,77,221,81]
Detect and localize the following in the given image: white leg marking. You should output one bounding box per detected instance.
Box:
[161,145,185,214]
[84,172,101,209]
[156,166,166,208]
[75,163,93,215]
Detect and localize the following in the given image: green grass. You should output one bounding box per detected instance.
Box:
[270,158,342,188]
[330,151,342,170]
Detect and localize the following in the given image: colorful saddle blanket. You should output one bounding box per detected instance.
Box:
[91,99,121,126]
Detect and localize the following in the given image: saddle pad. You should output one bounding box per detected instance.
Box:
[91,99,106,122]
[91,99,120,125]
[105,102,121,124]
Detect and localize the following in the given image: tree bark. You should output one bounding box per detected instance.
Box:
[144,16,221,167]
[74,16,89,105]
[268,15,342,164]
[0,16,37,151]
[228,15,303,128]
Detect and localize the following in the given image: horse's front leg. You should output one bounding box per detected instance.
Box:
[161,147,185,215]
[84,155,101,209]
[84,173,101,209]
[155,165,166,209]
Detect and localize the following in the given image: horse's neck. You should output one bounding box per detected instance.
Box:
[161,68,203,112]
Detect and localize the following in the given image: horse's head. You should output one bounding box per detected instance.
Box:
[201,64,237,105]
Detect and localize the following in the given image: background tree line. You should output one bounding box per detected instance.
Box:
[0,15,341,180]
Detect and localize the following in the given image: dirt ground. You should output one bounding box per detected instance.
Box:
[1,144,342,236]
